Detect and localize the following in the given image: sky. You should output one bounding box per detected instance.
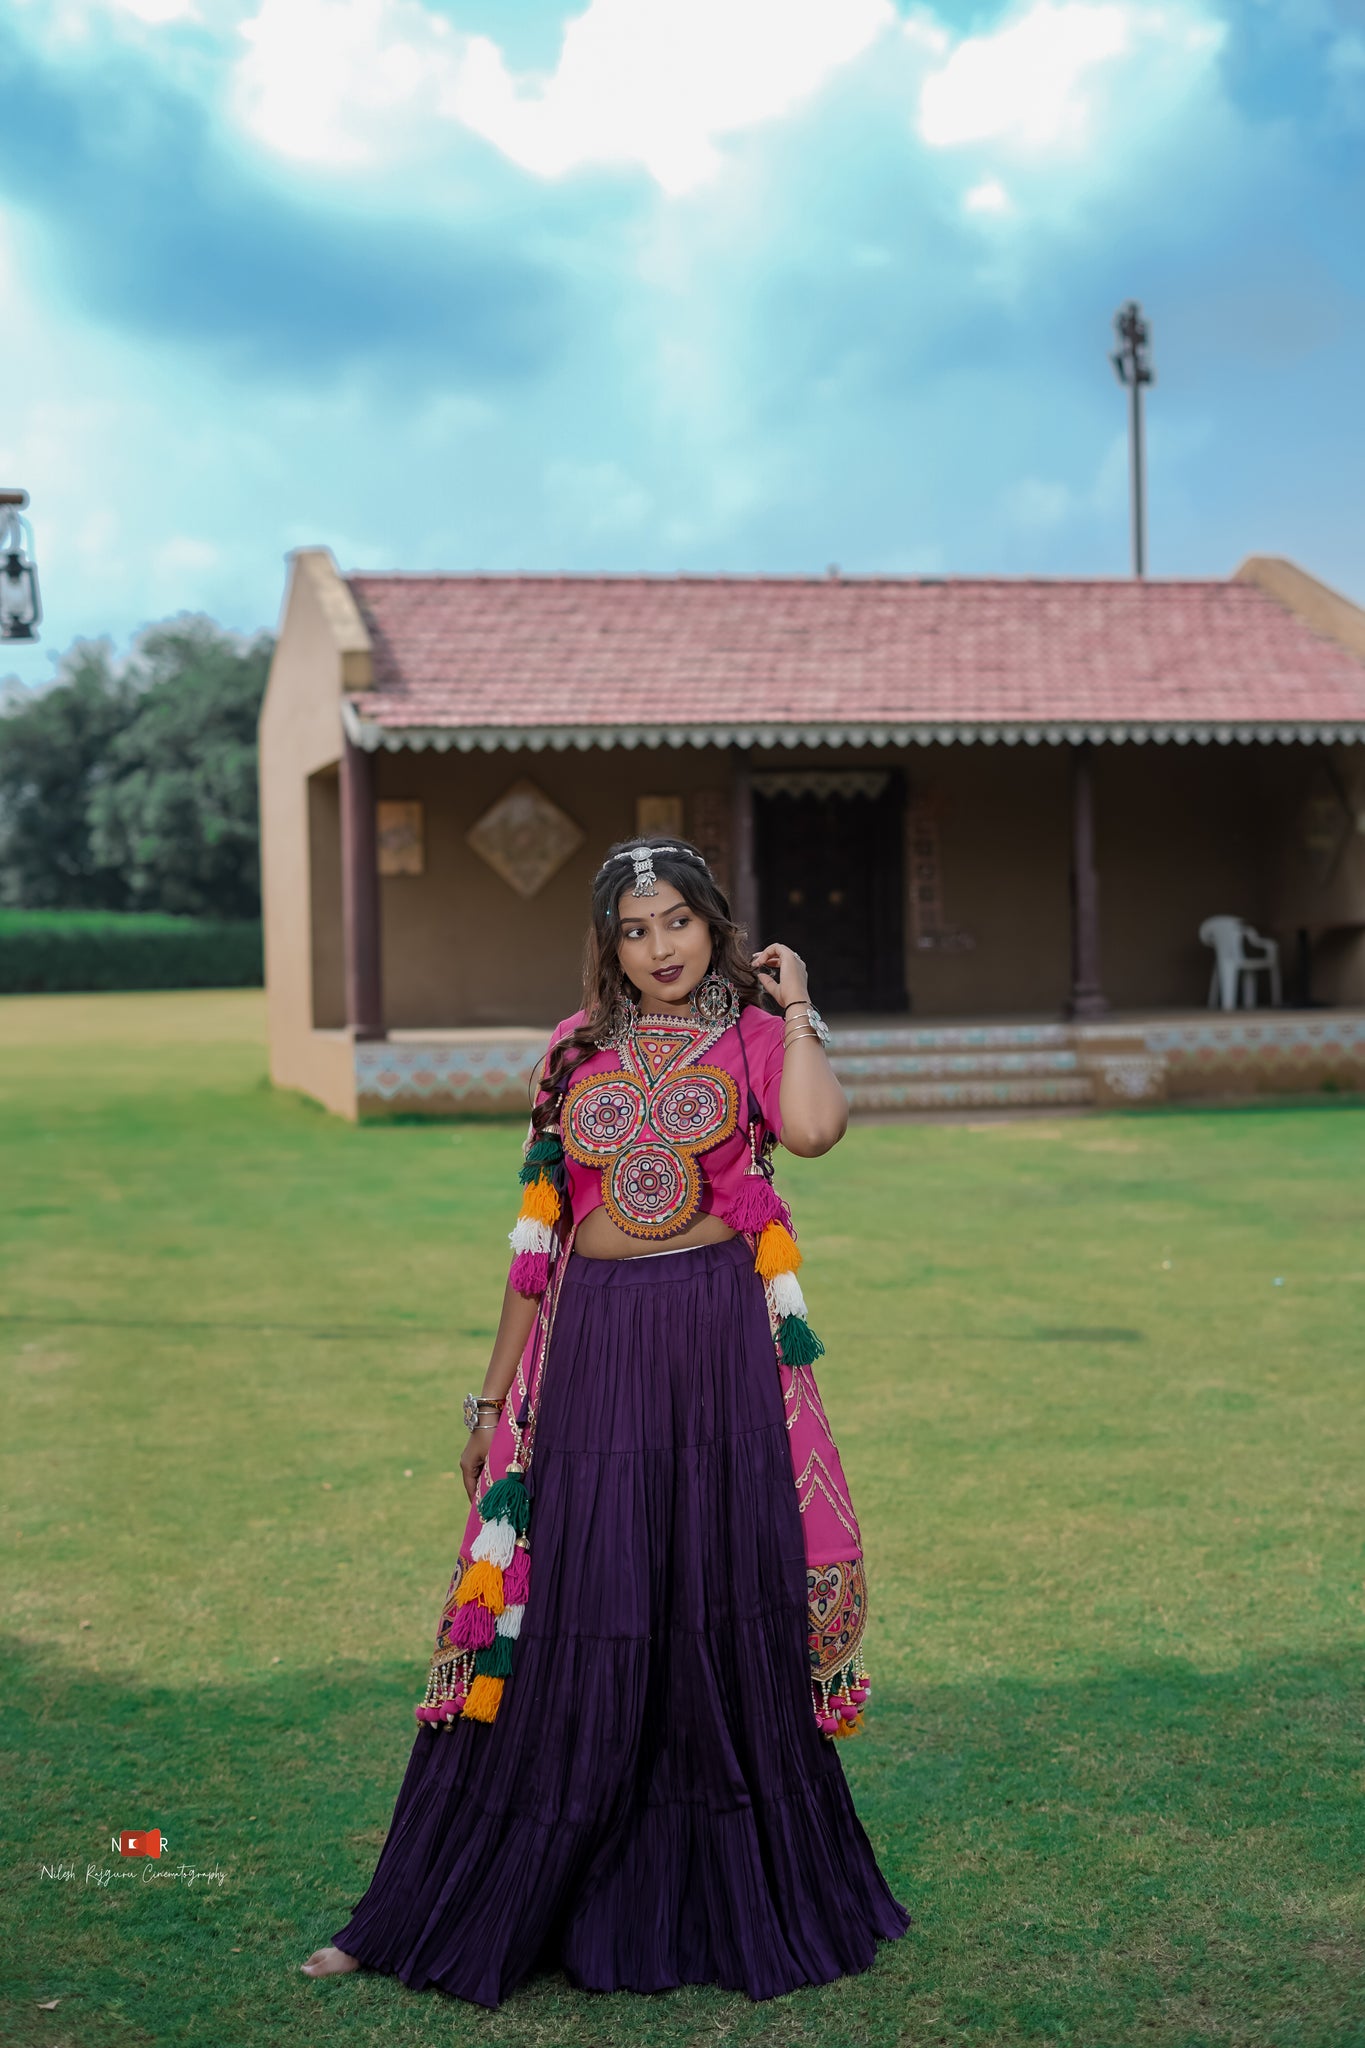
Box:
[1,0,1363,690]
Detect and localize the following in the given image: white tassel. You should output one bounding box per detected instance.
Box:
[471,1516,517,1568]
[495,1603,525,1639]
[508,1214,554,1255]
[769,1269,808,1320]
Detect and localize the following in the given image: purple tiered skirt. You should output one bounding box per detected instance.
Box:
[331,1234,910,2006]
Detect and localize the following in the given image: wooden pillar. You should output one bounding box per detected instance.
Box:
[340,731,384,1040]
[1066,740,1108,1019]
[729,746,760,946]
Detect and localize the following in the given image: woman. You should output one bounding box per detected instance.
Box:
[302,833,910,2005]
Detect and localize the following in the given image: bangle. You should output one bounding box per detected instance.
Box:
[781,998,812,1012]
[783,1029,821,1047]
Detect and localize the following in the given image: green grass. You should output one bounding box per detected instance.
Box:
[2,990,1363,2048]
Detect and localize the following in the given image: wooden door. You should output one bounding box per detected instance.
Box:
[753,772,907,1012]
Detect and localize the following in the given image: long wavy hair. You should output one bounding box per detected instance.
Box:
[528,832,775,1139]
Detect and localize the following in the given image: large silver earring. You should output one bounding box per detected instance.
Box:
[598,979,639,1049]
[690,966,740,1030]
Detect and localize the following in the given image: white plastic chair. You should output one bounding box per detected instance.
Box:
[1199,916,1282,1010]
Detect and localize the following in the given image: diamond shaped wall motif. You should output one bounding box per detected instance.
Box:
[466,778,585,898]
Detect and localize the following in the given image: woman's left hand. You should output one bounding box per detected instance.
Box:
[751,941,810,1013]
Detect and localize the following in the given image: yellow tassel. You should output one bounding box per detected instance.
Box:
[461,1674,504,1722]
[454,1559,505,1615]
[755,1220,802,1281]
[832,1711,865,1739]
[519,1174,561,1226]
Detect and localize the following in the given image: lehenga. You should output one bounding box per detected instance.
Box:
[328,1008,910,2006]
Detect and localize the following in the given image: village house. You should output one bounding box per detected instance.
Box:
[258,550,1365,1118]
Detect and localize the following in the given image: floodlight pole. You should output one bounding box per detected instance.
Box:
[1110,301,1154,579]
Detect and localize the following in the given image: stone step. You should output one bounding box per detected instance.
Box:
[843,1073,1096,1113]
[830,1047,1083,1081]
[828,1021,1073,1055]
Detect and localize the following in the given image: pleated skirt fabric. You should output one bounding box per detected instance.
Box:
[331,1233,910,2007]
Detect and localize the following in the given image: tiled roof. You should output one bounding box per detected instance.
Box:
[341,573,1365,748]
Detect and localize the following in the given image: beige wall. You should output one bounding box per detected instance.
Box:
[258,554,355,1114]
[372,746,738,1028]
[360,737,1365,1025]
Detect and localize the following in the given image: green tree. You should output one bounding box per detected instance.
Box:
[0,640,138,910]
[87,617,273,920]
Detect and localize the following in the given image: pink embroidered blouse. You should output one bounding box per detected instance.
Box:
[534,1001,787,1240]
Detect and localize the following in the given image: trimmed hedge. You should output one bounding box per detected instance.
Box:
[0,909,264,993]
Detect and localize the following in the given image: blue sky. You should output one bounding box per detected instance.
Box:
[2,0,1362,689]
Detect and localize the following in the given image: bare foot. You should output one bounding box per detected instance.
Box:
[301,1946,360,1977]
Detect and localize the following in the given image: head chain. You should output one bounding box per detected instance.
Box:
[596,842,711,902]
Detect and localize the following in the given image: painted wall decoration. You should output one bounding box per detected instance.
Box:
[636,794,685,835]
[906,795,975,953]
[377,799,424,876]
[466,778,585,898]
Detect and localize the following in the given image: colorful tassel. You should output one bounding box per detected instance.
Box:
[519,1174,561,1226]
[478,1468,531,1536]
[509,1249,549,1297]
[448,1600,496,1649]
[502,1545,531,1605]
[723,1172,786,1234]
[474,1634,514,1680]
[768,1269,808,1320]
[522,1135,563,1167]
[471,1515,517,1570]
[461,1673,504,1721]
[494,1602,525,1639]
[454,1558,504,1614]
[778,1313,825,1365]
[755,1220,802,1281]
[509,1214,554,1256]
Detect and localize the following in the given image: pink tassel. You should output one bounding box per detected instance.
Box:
[509,1249,549,1297]
[503,1546,531,1605]
[448,1601,497,1649]
[722,1174,785,1233]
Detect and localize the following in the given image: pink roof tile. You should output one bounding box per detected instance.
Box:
[343,573,1365,735]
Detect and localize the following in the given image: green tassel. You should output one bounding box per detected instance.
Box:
[522,1135,563,1166]
[478,1471,531,1536]
[779,1314,825,1366]
[518,1153,567,1194]
[473,1634,514,1679]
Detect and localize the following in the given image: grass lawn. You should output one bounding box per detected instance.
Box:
[2,989,1363,2048]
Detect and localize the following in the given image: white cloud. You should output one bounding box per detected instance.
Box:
[232,0,895,188]
[963,176,1012,213]
[448,0,894,192]
[233,0,458,166]
[1001,476,1074,531]
[916,1,1225,158]
[919,2,1133,149]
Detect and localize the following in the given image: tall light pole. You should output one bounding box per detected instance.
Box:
[1110,301,1154,579]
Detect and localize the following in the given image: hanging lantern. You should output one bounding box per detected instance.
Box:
[0,489,42,642]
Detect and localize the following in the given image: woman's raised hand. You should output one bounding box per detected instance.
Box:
[750,941,810,1013]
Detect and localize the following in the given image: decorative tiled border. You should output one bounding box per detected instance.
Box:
[347,1011,1365,1118]
[355,1038,540,1113]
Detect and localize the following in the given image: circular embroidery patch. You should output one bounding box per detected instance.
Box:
[605,1140,700,1236]
[651,1068,736,1148]
[563,1072,649,1163]
[806,1558,867,1682]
